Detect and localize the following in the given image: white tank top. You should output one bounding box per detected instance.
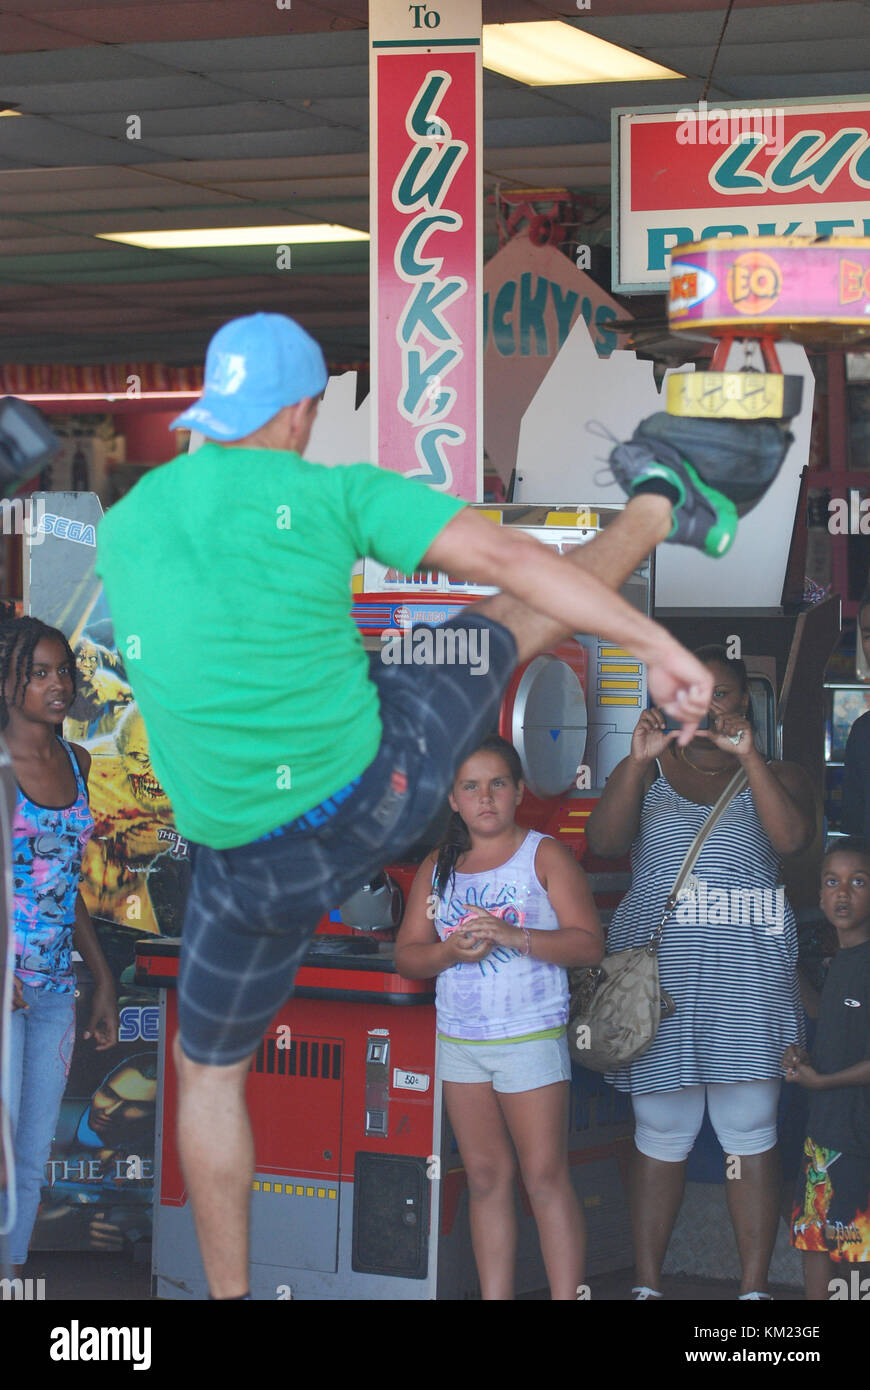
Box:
[432,829,569,1042]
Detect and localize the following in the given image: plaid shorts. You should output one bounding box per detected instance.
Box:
[178,612,518,1065]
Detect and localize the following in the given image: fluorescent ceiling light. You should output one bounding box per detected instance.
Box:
[95,224,369,250]
[19,391,199,403]
[482,21,683,85]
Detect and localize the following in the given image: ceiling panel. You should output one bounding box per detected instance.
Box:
[63,103,336,138]
[726,72,870,98]
[135,128,369,160]
[30,1,364,44]
[126,34,370,74]
[0,116,164,167]
[0,16,90,53]
[6,74,233,113]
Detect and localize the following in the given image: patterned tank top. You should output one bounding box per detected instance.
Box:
[432,829,568,1041]
[13,738,94,994]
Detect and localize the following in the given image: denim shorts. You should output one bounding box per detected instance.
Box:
[178,612,518,1065]
[436,1032,572,1093]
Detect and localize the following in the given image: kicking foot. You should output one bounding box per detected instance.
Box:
[610,413,793,558]
[631,1286,664,1300]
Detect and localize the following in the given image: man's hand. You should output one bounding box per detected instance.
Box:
[12,976,28,1011]
[646,645,714,745]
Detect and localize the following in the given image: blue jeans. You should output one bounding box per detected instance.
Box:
[3,984,75,1264]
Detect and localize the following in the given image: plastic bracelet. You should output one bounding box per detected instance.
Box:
[521,927,531,956]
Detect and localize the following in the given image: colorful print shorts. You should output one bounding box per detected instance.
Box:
[791,1135,870,1262]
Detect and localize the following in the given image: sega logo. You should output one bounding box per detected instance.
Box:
[38,513,97,546]
[118,1006,160,1042]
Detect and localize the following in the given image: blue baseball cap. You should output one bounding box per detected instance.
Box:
[170,312,328,440]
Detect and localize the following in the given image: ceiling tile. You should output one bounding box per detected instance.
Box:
[36,1,363,44]
[7,74,231,114]
[133,128,369,160]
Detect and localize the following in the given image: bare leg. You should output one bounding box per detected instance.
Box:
[725,1146,781,1295]
[472,494,672,665]
[499,1081,585,1300]
[803,1249,836,1301]
[444,1080,518,1299]
[174,1033,254,1299]
[631,1149,688,1292]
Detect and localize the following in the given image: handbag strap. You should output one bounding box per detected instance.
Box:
[646,765,749,951]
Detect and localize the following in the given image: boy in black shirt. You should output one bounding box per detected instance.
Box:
[783,839,870,1299]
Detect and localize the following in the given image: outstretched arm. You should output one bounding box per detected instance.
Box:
[422,502,712,737]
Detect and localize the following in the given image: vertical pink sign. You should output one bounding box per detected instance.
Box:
[370,18,482,501]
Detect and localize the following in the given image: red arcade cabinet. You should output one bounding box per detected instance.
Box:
[139,504,651,1300]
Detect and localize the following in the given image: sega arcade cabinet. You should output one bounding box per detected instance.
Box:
[139,504,651,1300]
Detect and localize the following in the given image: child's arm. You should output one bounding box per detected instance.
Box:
[72,892,119,1050]
[462,839,605,968]
[394,854,493,980]
[69,743,118,1050]
[784,1057,870,1091]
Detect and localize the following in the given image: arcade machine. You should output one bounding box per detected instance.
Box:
[138,504,652,1300]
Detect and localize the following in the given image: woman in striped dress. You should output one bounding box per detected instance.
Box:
[585,646,815,1301]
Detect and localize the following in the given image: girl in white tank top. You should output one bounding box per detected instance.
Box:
[396,735,604,1300]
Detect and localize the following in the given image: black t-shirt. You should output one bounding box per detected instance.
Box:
[841,711,870,840]
[808,937,870,1155]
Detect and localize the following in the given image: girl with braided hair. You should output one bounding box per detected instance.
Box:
[396,734,604,1299]
[0,610,117,1272]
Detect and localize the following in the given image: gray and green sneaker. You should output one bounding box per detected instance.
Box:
[609,413,793,558]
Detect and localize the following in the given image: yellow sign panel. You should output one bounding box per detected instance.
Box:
[545,510,599,528]
[665,371,798,421]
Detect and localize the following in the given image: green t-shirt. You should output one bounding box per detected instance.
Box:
[95,444,465,848]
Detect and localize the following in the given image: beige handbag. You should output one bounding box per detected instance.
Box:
[568,767,748,1073]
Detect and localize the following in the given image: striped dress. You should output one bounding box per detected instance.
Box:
[604,769,804,1094]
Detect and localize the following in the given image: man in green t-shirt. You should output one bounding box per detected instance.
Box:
[95,312,755,1300]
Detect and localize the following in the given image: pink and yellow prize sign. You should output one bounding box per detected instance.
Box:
[370,0,482,502]
[669,236,870,348]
